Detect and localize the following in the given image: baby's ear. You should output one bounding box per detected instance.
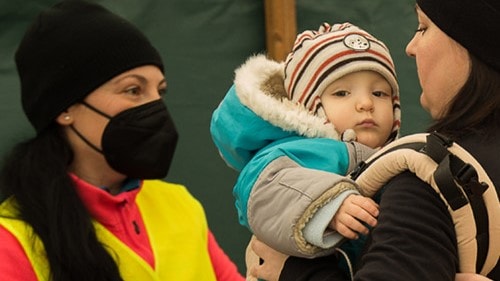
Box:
[341,129,357,142]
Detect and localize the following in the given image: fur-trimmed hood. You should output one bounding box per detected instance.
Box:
[234,54,340,139]
[210,55,344,172]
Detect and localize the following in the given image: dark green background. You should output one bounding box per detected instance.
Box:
[0,0,428,273]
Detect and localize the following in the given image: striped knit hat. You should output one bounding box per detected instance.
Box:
[284,22,400,141]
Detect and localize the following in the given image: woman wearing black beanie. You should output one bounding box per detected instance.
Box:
[0,1,244,280]
[248,0,500,280]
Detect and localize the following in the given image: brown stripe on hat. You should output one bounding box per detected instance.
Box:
[303,55,396,108]
[285,36,347,98]
[286,29,394,104]
[285,28,384,99]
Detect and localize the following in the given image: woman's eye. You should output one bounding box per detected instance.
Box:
[124,86,140,95]
[415,26,427,34]
[158,88,167,96]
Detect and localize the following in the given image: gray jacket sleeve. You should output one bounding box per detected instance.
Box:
[247,142,375,258]
[247,156,359,258]
[302,141,377,249]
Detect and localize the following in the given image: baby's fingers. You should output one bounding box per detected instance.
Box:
[337,213,370,237]
[352,206,378,227]
[351,196,379,217]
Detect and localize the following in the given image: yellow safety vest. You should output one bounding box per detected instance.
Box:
[0,180,217,280]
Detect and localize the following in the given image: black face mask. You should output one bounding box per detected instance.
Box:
[70,99,178,179]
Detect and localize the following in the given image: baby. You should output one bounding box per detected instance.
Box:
[211,22,400,263]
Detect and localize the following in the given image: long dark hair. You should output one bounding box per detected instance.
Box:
[0,125,122,281]
[427,55,500,138]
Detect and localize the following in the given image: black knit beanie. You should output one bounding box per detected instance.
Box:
[417,0,500,72]
[15,0,164,133]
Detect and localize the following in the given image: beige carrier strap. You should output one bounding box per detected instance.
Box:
[351,132,499,275]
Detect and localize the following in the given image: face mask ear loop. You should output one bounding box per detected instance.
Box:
[69,124,104,154]
[80,100,113,119]
[65,101,111,154]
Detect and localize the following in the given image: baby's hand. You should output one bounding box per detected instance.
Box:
[329,194,379,239]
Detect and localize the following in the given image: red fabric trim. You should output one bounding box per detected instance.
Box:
[0,225,37,281]
[207,230,245,281]
[70,174,155,268]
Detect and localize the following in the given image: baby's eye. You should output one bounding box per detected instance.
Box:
[372,91,390,97]
[333,90,349,97]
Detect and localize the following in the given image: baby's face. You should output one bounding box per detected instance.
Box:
[320,70,394,148]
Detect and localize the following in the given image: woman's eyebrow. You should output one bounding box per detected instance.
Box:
[113,74,147,85]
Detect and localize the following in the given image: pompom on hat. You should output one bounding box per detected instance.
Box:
[417,0,500,72]
[284,22,401,143]
[15,0,164,133]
